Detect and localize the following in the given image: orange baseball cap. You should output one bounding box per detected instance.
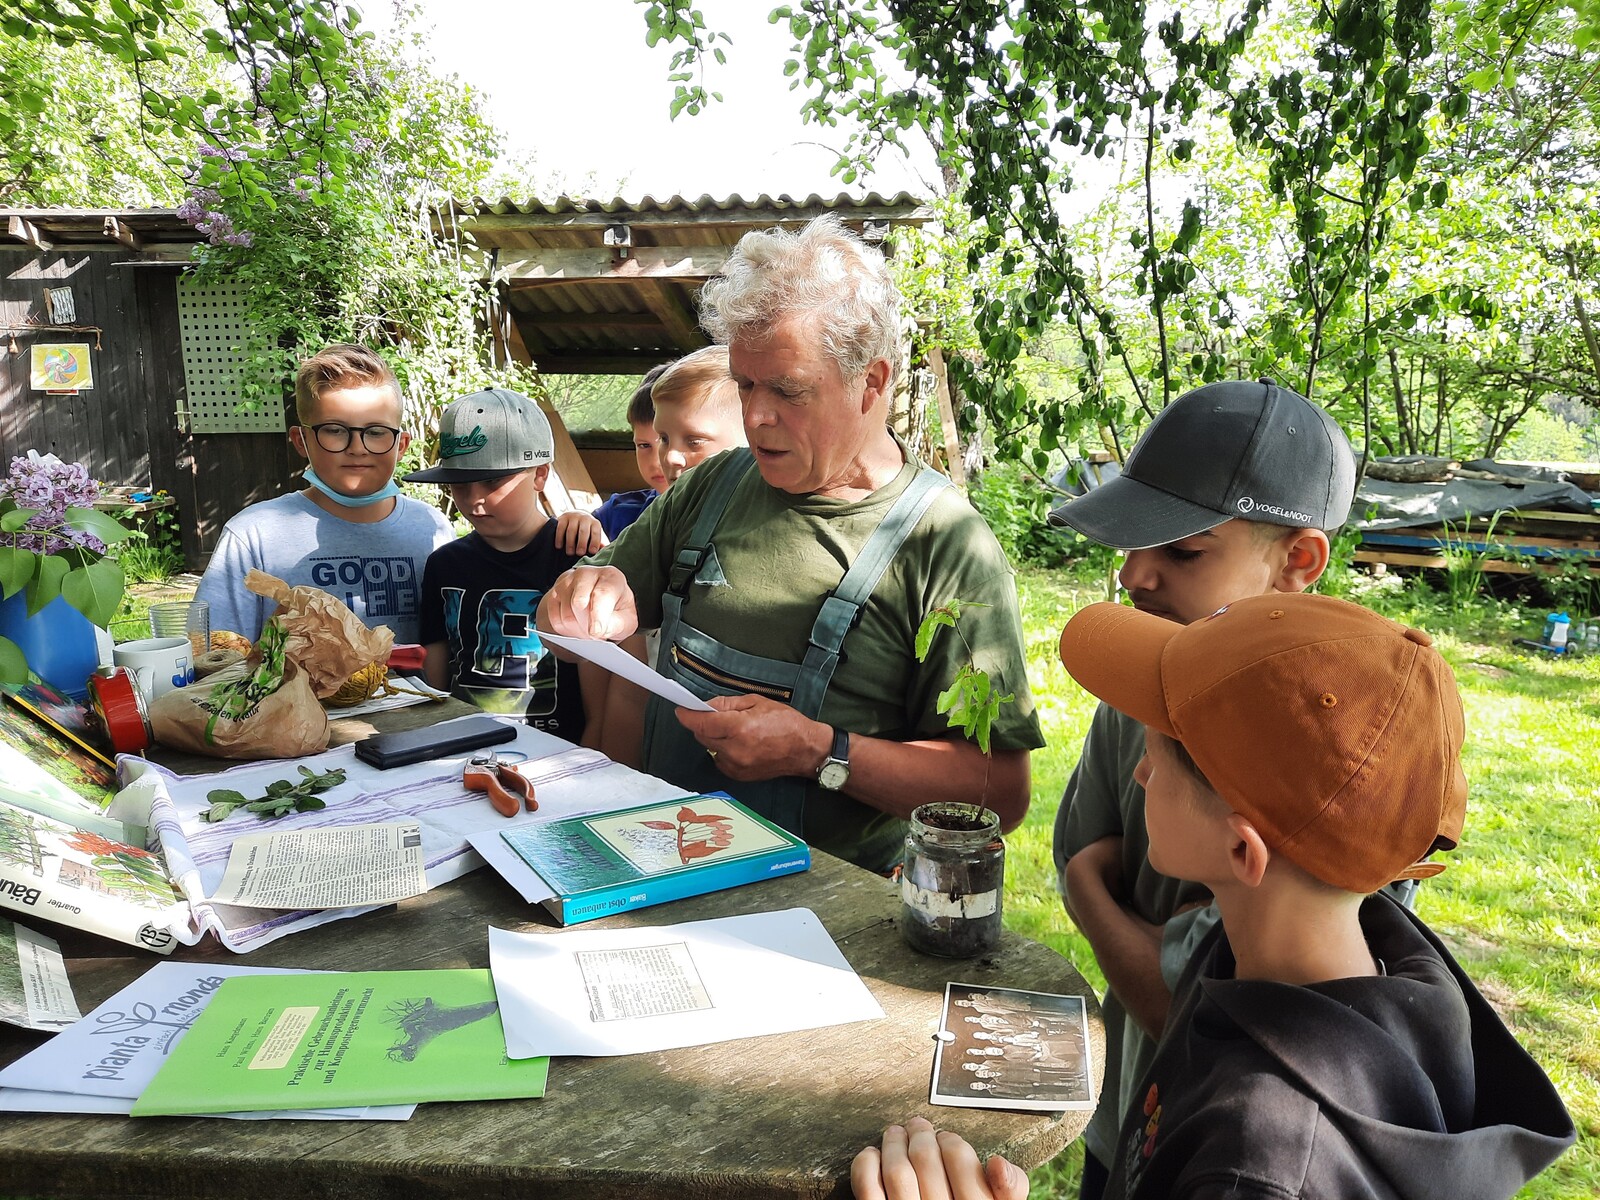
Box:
[1058,593,1467,894]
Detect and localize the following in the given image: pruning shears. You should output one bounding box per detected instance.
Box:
[463,752,536,818]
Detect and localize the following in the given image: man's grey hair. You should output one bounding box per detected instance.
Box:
[698,214,901,382]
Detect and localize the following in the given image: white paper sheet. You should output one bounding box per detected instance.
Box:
[208,822,427,909]
[0,1087,414,1121]
[539,631,714,711]
[488,907,883,1057]
[0,960,415,1121]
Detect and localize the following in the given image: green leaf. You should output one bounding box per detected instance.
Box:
[24,554,68,615]
[0,637,26,686]
[60,556,124,628]
[0,507,39,533]
[207,789,249,807]
[0,547,32,599]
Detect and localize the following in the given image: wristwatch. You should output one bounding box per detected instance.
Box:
[816,726,851,791]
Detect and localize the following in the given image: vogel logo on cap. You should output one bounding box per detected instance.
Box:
[1048,380,1356,550]
[406,388,555,484]
[1057,592,1468,895]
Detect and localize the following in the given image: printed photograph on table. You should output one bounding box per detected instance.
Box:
[930,983,1096,1112]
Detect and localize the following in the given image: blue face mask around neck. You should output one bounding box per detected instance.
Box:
[301,465,403,509]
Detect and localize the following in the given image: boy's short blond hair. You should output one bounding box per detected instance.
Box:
[651,345,739,415]
[293,344,402,425]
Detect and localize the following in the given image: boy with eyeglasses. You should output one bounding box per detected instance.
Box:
[195,344,454,644]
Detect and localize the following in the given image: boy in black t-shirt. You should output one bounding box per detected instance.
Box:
[409,389,605,740]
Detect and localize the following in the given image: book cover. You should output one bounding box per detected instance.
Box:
[501,793,810,925]
[132,968,548,1115]
[0,796,186,954]
[0,697,124,840]
[2,680,117,769]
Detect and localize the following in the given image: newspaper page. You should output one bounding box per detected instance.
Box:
[208,822,426,909]
[0,920,80,1031]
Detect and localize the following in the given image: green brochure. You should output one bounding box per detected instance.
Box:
[132,969,547,1115]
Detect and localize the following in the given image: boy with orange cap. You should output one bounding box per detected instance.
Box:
[1056,593,1572,1199]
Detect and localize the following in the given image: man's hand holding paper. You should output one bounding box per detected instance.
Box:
[537,565,639,643]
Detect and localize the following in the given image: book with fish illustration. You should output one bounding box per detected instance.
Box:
[500,793,810,926]
[131,968,547,1114]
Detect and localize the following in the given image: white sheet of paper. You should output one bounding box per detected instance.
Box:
[207,821,427,909]
[488,907,883,1058]
[0,1087,414,1121]
[539,631,714,711]
[0,960,410,1121]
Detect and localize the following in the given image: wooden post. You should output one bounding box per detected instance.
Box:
[926,347,966,491]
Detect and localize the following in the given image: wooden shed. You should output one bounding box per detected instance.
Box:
[437,192,939,497]
[0,209,292,569]
[1,194,938,568]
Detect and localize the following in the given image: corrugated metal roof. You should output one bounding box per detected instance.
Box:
[453,191,932,216]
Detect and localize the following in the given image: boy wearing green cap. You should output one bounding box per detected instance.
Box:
[410,388,605,739]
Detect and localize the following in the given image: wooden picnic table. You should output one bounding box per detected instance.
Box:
[0,700,1103,1200]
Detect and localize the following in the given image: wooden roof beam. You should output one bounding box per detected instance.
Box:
[532,351,682,375]
[633,279,707,352]
[490,246,731,284]
[6,215,51,251]
[514,312,664,333]
[102,217,144,251]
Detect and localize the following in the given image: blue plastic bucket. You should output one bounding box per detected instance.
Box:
[0,590,101,700]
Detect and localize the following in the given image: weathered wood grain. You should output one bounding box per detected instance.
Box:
[0,706,1102,1199]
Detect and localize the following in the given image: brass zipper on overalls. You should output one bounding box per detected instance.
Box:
[671,644,795,702]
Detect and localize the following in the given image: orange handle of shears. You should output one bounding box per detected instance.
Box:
[464,762,536,817]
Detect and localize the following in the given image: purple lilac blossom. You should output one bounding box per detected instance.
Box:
[1,455,105,557]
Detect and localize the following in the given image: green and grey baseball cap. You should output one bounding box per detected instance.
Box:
[1047,380,1356,550]
[406,388,555,484]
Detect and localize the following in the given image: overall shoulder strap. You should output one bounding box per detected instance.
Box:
[790,467,953,715]
[666,449,757,597]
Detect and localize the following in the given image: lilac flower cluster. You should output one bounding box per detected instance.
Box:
[0,456,107,557]
[176,181,254,247]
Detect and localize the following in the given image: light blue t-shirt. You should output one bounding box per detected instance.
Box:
[194,491,454,644]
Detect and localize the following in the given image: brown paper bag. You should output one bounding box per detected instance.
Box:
[149,571,394,759]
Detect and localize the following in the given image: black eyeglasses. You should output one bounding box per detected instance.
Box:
[302,422,402,454]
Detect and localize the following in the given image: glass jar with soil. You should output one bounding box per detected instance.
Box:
[899,802,1004,957]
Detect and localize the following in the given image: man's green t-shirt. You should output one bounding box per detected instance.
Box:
[584,444,1045,871]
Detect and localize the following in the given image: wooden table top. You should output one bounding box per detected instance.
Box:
[0,703,1104,1200]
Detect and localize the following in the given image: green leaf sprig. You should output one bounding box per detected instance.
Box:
[915,600,1014,754]
[201,765,346,823]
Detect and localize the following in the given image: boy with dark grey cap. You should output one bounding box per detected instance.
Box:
[1048,379,1358,1199]
[409,388,605,737]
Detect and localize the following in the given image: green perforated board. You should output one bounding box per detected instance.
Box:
[175,277,284,433]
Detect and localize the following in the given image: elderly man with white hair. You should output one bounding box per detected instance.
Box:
[538,215,1043,873]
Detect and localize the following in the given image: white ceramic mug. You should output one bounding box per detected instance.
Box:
[112,636,194,701]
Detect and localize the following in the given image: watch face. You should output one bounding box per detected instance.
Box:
[818,759,850,791]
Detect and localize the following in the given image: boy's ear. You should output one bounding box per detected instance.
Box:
[288,425,310,461]
[530,464,551,490]
[1225,813,1272,888]
[1272,528,1331,594]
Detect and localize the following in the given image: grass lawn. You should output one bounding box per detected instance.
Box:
[1004,562,1599,1199]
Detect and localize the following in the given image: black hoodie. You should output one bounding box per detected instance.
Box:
[1106,893,1575,1200]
